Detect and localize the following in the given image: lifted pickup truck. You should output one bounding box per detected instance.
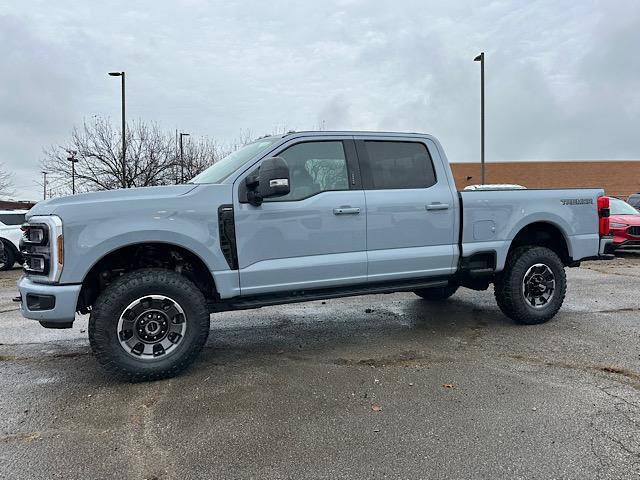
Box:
[18,131,612,380]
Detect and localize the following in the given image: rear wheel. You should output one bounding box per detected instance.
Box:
[494,246,566,324]
[89,268,210,381]
[414,284,459,301]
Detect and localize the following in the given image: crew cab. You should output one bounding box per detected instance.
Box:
[17,131,612,380]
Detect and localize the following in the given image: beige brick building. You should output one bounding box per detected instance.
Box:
[450,161,639,199]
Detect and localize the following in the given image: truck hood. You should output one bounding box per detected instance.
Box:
[28,184,199,217]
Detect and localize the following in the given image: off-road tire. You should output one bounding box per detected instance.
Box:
[414,284,459,301]
[89,268,210,381]
[0,241,15,270]
[494,246,566,325]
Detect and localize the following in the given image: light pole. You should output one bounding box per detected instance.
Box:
[179,132,190,183]
[175,129,179,184]
[41,171,48,200]
[108,71,126,188]
[67,152,78,194]
[474,52,485,185]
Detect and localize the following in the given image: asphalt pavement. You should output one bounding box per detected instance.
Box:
[1,254,639,479]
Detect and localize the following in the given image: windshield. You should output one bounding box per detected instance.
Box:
[610,197,639,215]
[190,138,279,184]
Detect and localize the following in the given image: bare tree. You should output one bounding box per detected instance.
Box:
[41,118,282,197]
[42,117,178,195]
[0,163,14,197]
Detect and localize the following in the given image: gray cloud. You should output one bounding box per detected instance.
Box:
[1,0,639,199]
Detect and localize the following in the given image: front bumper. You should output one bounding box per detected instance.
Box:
[17,276,81,324]
[610,233,640,249]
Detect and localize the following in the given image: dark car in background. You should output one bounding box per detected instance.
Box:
[628,193,640,209]
[609,197,640,251]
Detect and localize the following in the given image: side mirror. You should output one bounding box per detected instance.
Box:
[246,157,290,206]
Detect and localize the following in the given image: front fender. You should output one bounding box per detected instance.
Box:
[58,213,227,285]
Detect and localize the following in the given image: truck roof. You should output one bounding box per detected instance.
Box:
[268,130,438,141]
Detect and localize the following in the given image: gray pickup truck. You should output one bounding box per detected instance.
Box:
[18,131,612,380]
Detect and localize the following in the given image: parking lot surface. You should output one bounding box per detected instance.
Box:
[1,254,639,479]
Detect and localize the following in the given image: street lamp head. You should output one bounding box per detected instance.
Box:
[180,132,190,137]
[474,53,484,62]
[108,72,123,76]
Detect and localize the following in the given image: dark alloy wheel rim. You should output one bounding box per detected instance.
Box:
[522,263,556,309]
[117,295,187,360]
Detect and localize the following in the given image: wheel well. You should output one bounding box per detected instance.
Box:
[510,222,570,264]
[0,238,20,262]
[78,243,217,313]
[0,238,18,254]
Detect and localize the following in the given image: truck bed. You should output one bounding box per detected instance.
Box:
[458,188,605,271]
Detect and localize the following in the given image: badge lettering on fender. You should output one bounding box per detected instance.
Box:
[561,198,593,205]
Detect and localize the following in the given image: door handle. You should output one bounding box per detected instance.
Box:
[333,207,360,215]
[426,203,450,211]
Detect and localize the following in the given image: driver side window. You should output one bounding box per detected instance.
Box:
[266,141,349,202]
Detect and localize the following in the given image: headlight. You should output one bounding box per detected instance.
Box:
[21,225,48,245]
[20,216,63,283]
[610,222,628,228]
[24,255,47,273]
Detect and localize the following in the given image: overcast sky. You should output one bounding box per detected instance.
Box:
[1,0,639,200]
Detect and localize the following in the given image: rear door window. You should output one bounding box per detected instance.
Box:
[360,141,436,190]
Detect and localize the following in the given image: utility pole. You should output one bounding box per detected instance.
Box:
[66,151,78,194]
[108,71,126,187]
[41,171,48,200]
[179,132,190,183]
[474,52,485,184]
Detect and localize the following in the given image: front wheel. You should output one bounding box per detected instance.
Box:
[494,246,566,325]
[89,268,210,381]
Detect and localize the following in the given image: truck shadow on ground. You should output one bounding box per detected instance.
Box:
[197,297,512,366]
